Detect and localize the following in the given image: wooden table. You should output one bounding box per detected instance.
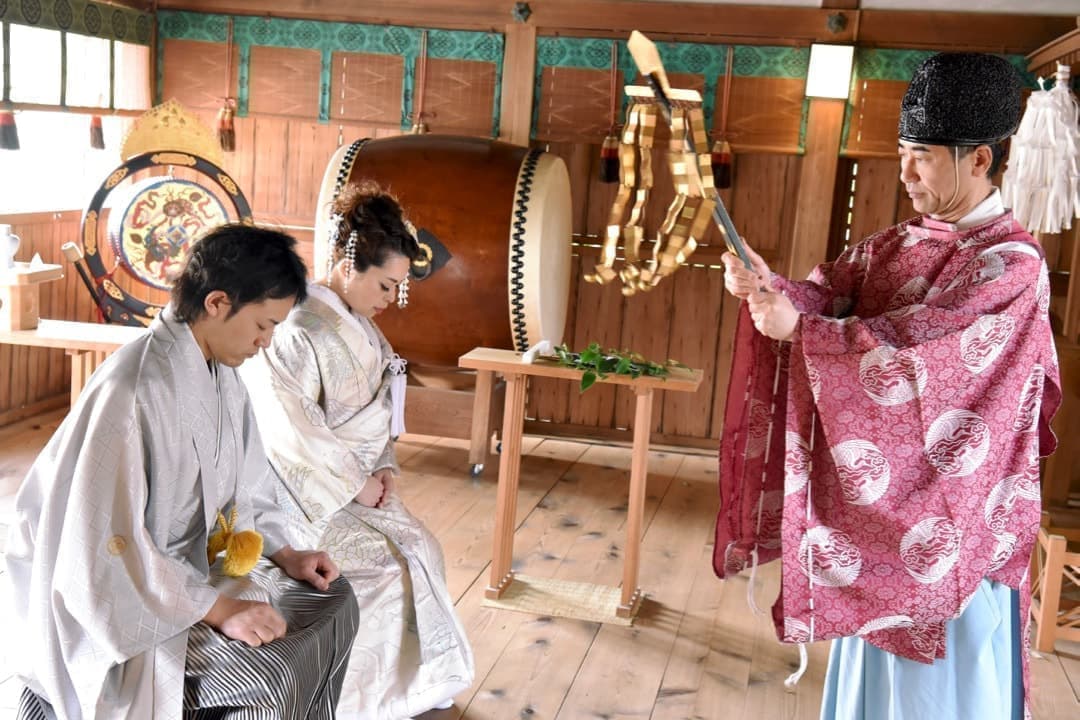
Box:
[0,319,146,406]
[459,347,703,619]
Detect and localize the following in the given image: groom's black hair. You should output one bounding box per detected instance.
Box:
[171,224,308,322]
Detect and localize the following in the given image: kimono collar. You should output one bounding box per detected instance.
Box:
[924,188,1004,231]
[918,189,1011,243]
[305,282,376,339]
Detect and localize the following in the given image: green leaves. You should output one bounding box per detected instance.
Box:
[548,342,680,393]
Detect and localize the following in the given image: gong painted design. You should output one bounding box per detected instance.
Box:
[108,177,229,290]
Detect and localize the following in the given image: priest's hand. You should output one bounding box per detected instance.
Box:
[270,546,340,591]
[203,595,287,647]
[721,244,774,299]
[747,290,799,341]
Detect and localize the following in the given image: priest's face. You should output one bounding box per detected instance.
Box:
[898,141,982,220]
[195,293,295,366]
[340,252,411,319]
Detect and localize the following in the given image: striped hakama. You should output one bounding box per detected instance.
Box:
[18,568,358,720]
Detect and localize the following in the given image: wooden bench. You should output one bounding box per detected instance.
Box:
[0,319,146,408]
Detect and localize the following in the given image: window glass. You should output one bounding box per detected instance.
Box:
[9,25,62,105]
[66,34,111,108]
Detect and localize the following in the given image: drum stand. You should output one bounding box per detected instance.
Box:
[402,366,505,476]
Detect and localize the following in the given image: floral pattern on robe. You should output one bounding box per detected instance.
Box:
[241,285,474,720]
[714,212,1061,669]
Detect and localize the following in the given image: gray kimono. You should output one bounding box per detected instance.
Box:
[5,307,355,720]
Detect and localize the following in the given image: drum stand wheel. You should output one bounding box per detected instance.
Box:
[468,440,501,477]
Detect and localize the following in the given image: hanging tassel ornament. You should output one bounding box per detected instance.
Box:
[410,30,430,134]
[710,46,736,191]
[0,106,18,150]
[599,42,621,184]
[216,99,236,152]
[217,19,237,152]
[1002,63,1080,234]
[599,132,620,183]
[89,114,104,150]
[711,139,733,189]
[1,22,17,150]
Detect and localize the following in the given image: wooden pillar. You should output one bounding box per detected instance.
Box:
[787,97,846,281]
[498,23,537,148]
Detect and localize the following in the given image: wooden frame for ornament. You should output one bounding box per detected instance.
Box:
[624,85,703,104]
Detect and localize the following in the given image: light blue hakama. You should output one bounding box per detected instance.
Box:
[819,579,1023,720]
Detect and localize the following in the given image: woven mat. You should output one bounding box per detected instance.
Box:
[480,574,639,626]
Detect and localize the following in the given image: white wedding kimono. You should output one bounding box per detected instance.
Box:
[241,284,475,720]
[5,306,357,720]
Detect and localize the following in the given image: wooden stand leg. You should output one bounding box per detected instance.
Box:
[487,372,527,599]
[617,387,653,618]
[468,369,495,474]
[68,349,106,408]
[69,350,89,408]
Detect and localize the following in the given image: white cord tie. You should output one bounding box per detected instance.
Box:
[784,642,809,689]
[746,546,765,616]
[388,354,407,437]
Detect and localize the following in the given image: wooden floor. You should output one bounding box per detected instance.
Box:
[0,408,1078,719]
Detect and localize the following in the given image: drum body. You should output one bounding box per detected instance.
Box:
[315,135,571,367]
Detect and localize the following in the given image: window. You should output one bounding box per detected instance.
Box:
[66,33,111,108]
[0,21,151,214]
[0,112,134,213]
[9,24,62,105]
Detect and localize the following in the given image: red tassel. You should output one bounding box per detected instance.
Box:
[216,101,236,152]
[0,108,20,150]
[89,114,104,149]
[711,139,732,189]
[598,132,619,184]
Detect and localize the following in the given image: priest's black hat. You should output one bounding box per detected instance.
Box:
[898,52,1022,147]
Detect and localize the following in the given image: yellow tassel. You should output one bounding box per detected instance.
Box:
[223,530,263,577]
[206,509,232,565]
[206,507,264,576]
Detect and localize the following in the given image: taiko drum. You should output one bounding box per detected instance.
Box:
[315,135,572,367]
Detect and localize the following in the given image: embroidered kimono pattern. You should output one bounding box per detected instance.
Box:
[242,285,474,720]
[714,212,1061,679]
[5,307,358,720]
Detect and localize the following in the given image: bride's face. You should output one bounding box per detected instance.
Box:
[334,252,410,318]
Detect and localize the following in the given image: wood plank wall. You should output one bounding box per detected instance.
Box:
[2,4,1078,461]
[0,211,97,426]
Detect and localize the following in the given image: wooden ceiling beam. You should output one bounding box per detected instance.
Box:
[855,10,1075,54]
[154,0,1075,54]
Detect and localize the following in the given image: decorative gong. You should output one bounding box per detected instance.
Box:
[77,100,252,326]
[107,177,230,291]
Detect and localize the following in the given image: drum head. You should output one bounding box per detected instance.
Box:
[508,150,571,352]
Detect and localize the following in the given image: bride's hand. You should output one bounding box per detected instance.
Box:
[353,474,385,507]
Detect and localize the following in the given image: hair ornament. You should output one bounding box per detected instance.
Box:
[326,212,345,279]
[344,230,359,284]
